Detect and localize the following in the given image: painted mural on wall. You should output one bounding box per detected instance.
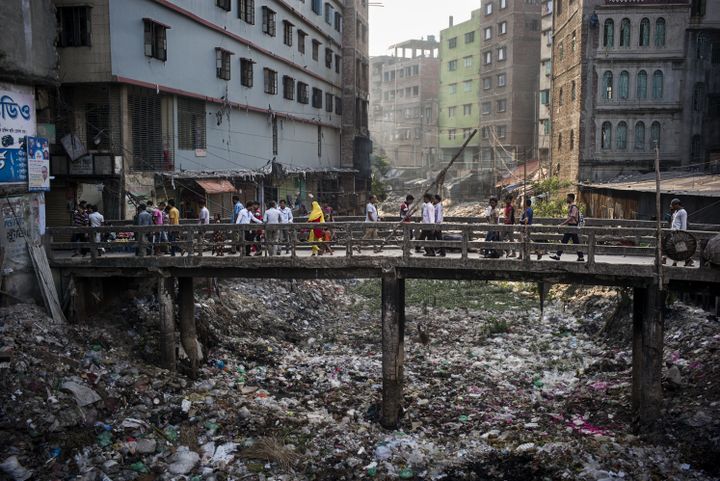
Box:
[26,136,50,192]
[0,85,35,184]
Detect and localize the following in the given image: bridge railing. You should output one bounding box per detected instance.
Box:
[45,222,716,266]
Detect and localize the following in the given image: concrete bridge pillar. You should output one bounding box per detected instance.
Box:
[381,269,405,429]
[178,277,199,378]
[157,277,176,371]
[632,286,664,434]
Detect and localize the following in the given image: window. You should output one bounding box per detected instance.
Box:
[619,71,629,99]
[655,18,666,47]
[325,93,333,112]
[448,129,457,140]
[297,82,309,104]
[571,81,576,101]
[262,7,276,36]
[482,127,490,139]
[571,30,576,52]
[312,40,321,61]
[697,33,707,59]
[464,56,473,68]
[497,99,507,112]
[217,0,231,11]
[143,20,167,61]
[216,48,232,80]
[240,58,254,87]
[558,133,562,150]
[497,125,506,138]
[463,128,472,139]
[500,0,508,8]
[650,121,661,147]
[177,97,206,150]
[485,2,493,15]
[448,60,458,71]
[543,119,551,135]
[335,54,341,74]
[498,46,507,61]
[324,3,333,24]
[544,60,552,76]
[617,121,628,149]
[602,71,613,100]
[620,18,630,47]
[691,0,706,17]
[639,18,650,47]
[57,6,91,47]
[637,70,647,99]
[412,86,419,96]
[603,19,614,48]
[482,102,491,114]
[497,73,506,87]
[569,129,574,150]
[463,80,473,92]
[264,68,278,94]
[283,75,295,99]
[325,48,333,68]
[412,65,419,75]
[634,122,645,150]
[283,21,293,46]
[448,106,457,118]
[335,96,342,115]
[334,12,343,32]
[484,51,492,65]
[601,121,612,149]
[559,87,564,105]
[312,0,322,15]
[298,30,307,54]
[465,31,475,44]
[499,21,507,35]
[693,82,705,111]
[449,37,457,49]
[312,87,323,108]
[449,83,457,94]
[540,89,550,105]
[652,70,663,99]
[691,135,703,162]
[238,0,255,24]
[484,27,492,40]
[558,41,564,60]
[463,104,472,116]
[483,77,492,90]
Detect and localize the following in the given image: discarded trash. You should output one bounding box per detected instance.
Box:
[168,447,200,475]
[0,456,32,481]
[60,381,102,407]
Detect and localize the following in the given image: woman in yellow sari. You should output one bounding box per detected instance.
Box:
[307,200,325,255]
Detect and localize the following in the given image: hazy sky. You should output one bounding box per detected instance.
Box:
[369,0,483,57]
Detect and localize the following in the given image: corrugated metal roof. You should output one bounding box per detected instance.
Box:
[583,173,720,197]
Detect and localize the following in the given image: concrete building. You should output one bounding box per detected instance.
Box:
[537,0,553,165]
[551,0,720,184]
[0,0,58,299]
[51,0,370,221]
[369,38,440,179]
[439,2,541,190]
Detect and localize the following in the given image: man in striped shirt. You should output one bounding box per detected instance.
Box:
[72,200,89,257]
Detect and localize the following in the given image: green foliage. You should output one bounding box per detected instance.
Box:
[531,178,575,218]
[372,154,391,176]
[370,155,391,200]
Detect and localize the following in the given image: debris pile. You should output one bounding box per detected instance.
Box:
[0,280,717,480]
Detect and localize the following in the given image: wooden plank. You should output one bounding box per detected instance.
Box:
[381,270,405,429]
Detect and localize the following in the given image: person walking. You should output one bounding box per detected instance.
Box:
[236,201,263,256]
[433,194,446,257]
[482,196,500,258]
[233,196,244,223]
[664,198,693,267]
[263,201,282,256]
[419,193,436,257]
[167,199,182,256]
[359,195,380,253]
[88,204,105,256]
[399,194,418,252]
[135,203,153,256]
[521,198,543,260]
[198,200,210,225]
[279,199,294,254]
[307,198,325,256]
[502,195,517,258]
[550,193,584,262]
[71,200,89,257]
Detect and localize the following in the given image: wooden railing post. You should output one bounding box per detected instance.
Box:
[346,224,354,258]
[461,226,469,260]
[137,228,146,257]
[290,225,297,258]
[522,225,530,266]
[587,231,596,268]
[402,223,410,262]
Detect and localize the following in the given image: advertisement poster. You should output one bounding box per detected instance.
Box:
[0,85,35,184]
[26,136,50,191]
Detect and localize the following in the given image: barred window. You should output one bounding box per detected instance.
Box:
[283,21,293,46]
[57,6,91,47]
[238,0,255,24]
[312,40,321,61]
[335,96,342,115]
[297,82,309,104]
[143,19,167,61]
[216,48,232,80]
[312,87,323,108]
[283,75,295,100]
[217,0,231,11]
[325,92,333,112]
[262,7,276,36]
[178,97,206,150]
[264,68,278,94]
[298,30,307,54]
[325,48,333,69]
[240,58,254,87]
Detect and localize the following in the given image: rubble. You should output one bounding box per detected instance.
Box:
[0,280,718,480]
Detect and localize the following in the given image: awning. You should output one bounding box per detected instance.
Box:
[196,179,237,194]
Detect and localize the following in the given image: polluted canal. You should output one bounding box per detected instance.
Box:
[0,279,718,480]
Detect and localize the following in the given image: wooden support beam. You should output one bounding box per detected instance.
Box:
[178,277,199,378]
[632,286,664,434]
[381,269,405,429]
[158,277,176,371]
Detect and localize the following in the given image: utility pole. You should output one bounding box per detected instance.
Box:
[654,141,663,289]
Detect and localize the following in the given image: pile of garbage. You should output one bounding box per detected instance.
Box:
[0,279,717,480]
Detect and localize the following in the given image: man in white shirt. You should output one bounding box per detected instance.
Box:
[263,201,282,256]
[279,199,294,254]
[666,198,693,267]
[198,200,210,225]
[433,194,446,257]
[419,193,436,256]
[88,204,105,255]
[236,201,263,255]
[359,195,380,252]
[233,196,244,224]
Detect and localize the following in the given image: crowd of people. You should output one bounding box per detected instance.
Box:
[68,193,694,263]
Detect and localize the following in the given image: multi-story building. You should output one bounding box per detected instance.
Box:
[50,0,370,222]
[439,1,541,186]
[369,38,440,178]
[537,0,554,164]
[551,0,720,184]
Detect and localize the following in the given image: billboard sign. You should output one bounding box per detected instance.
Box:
[0,86,35,184]
[26,136,50,191]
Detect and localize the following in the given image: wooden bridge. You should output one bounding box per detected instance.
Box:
[46,219,720,432]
